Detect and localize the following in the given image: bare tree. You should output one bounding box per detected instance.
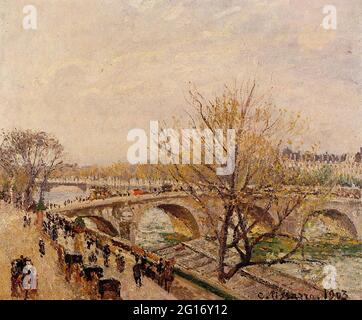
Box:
[159,82,327,282]
[37,139,65,205]
[0,129,65,209]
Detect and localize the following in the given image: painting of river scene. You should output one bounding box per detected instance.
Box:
[0,0,361,309]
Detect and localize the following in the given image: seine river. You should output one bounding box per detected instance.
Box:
[43,188,362,299]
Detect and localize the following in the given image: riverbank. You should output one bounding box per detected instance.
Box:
[155,239,326,300]
[0,202,196,300]
[40,188,362,299]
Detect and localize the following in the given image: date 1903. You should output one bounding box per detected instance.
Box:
[258,289,348,300]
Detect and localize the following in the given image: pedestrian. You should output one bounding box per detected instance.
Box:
[102,244,111,267]
[86,239,92,250]
[39,238,45,257]
[163,261,174,293]
[23,214,28,228]
[22,270,32,300]
[22,260,37,299]
[115,251,125,274]
[157,258,165,286]
[51,225,58,241]
[42,221,47,233]
[141,254,148,269]
[133,263,142,288]
[88,251,97,264]
[11,259,23,297]
[16,255,27,271]
[27,213,31,227]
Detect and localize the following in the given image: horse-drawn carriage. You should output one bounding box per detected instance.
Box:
[10,258,25,297]
[82,265,103,281]
[64,251,83,265]
[115,255,125,274]
[98,277,121,300]
[64,251,83,282]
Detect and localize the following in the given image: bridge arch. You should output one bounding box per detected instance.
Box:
[156,204,200,238]
[82,216,119,237]
[131,202,201,243]
[308,209,358,240]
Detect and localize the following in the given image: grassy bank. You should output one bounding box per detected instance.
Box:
[160,232,191,246]
[252,235,362,262]
[174,267,238,300]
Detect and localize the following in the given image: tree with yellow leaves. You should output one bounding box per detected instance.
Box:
[158,82,328,282]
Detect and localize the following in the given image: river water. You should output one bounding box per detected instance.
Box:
[135,207,176,251]
[43,188,362,299]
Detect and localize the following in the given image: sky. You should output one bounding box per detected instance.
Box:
[0,0,361,165]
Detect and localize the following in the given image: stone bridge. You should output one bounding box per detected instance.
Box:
[37,178,162,193]
[52,192,362,242]
[52,193,209,241]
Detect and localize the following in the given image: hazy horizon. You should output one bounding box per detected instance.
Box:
[1,0,361,165]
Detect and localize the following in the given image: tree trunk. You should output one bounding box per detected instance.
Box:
[23,184,34,210]
[9,176,16,204]
[217,205,234,282]
[38,177,48,204]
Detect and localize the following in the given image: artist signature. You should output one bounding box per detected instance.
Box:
[258,289,348,300]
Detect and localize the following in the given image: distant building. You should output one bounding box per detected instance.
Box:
[282,147,359,164]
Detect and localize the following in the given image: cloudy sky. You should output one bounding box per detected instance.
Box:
[0,0,361,165]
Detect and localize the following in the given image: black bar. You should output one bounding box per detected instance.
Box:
[0,300,357,320]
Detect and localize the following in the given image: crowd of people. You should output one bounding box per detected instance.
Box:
[10,191,177,300]
[40,211,176,299]
[131,254,175,293]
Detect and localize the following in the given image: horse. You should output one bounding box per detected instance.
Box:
[98,278,121,300]
[10,260,23,298]
[163,263,175,293]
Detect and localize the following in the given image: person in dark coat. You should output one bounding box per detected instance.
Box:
[51,225,58,241]
[102,245,111,267]
[88,251,97,264]
[23,214,28,228]
[115,252,125,274]
[133,263,142,287]
[140,254,148,269]
[38,238,45,257]
[156,258,165,286]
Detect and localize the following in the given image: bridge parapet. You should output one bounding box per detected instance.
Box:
[51,192,362,242]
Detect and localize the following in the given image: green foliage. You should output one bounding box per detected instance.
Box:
[174,267,237,300]
[252,236,296,262]
[283,164,338,187]
[336,175,362,188]
[314,165,334,185]
[160,232,191,245]
[74,216,86,229]
[252,235,362,263]
[302,241,362,260]
[36,200,46,211]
